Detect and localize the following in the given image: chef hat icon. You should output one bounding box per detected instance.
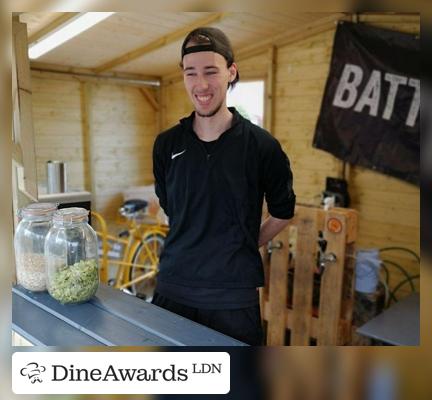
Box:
[20,362,46,383]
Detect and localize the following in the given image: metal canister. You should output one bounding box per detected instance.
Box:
[47,160,67,193]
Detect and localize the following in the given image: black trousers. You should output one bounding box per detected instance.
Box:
[151,292,263,346]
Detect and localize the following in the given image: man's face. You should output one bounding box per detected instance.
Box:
[182,51,237,118]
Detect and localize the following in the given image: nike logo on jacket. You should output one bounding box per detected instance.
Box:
[171,149,186,159]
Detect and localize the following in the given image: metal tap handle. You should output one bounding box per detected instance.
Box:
[267,240,283,254]
[317,252,337,275]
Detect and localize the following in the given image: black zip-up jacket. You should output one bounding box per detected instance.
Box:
[153,108,295,288]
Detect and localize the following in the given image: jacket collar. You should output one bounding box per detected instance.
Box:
[180,107,242,133]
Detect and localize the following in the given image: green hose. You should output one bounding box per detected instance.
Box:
[380,262,390,286]
[379,247,420,263]
[373,247,420,308]
[378,278,390,308]
[381,259,416,292]
[389,274,420,305]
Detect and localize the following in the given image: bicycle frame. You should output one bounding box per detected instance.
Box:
[91,210,168,292]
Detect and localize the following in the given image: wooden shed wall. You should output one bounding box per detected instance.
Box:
[88,83,157,218]
[160,14,420,296]
[31,75,157,222]
[161,79,192,129]
[32,77,86,190]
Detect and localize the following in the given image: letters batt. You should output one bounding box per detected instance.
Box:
[333,63,420,127]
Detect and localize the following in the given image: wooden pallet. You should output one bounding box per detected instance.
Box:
[260,205,358,345]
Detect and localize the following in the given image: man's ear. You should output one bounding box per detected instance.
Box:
[228,63,238,82]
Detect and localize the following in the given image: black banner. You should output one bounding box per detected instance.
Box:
[313,21,420,185]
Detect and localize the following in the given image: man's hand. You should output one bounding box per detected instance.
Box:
[258,216,291,247]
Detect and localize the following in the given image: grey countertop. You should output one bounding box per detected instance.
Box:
[357,292,419,346]
[12,284,247,347]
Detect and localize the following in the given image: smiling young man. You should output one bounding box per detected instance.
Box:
[151,27,296,345]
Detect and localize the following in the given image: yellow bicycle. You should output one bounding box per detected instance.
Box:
[92,199,168,301]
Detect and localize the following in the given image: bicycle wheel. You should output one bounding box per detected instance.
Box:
[129,233,165,301]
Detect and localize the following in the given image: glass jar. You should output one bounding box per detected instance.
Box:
[45,207,99,304]
[14,202,58,291]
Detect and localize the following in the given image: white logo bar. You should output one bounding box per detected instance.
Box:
[12,352,230,394]
[171,149,186,159]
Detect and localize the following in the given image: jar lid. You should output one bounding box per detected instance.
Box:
[53,207,89,224]
[20,202,58,218]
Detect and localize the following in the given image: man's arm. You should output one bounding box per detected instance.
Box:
[258,215,291,247]
[153,136,168,214]
[259,135,295,247]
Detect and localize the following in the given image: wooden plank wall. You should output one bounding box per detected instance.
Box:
[89,83,157,218]
[162,79,192,129]
[161,14,420,297]
[32,77,86,190]
[32,76,157,222]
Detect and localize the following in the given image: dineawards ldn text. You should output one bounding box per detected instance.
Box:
[52,364,190,382]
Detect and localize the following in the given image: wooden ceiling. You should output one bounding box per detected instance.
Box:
[20,12,342,77]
